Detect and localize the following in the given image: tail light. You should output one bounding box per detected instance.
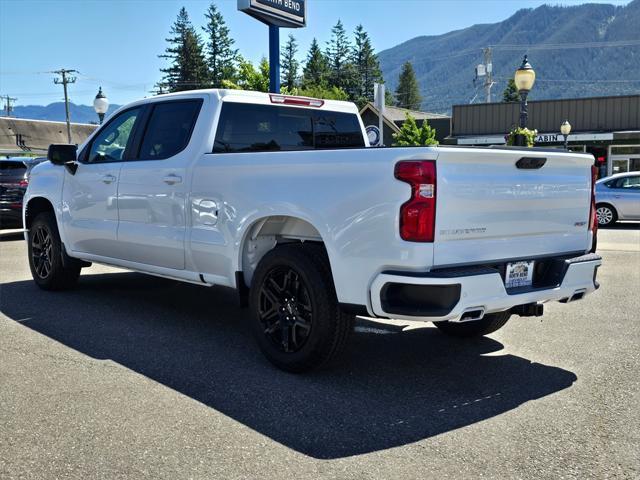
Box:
[589,165,598,251]
[19,178,29,187]
[394,160,437,242]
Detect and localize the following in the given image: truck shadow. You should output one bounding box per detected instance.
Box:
[0,272,577,459]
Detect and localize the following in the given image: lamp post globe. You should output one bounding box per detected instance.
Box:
[93,87,109,125]
[514,55,535,139]
[560,120,572,150]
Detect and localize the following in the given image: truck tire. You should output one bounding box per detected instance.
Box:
[434,311,511,338]
[28,212,81,290]
[595,203,617,227]
[249,243,354,373]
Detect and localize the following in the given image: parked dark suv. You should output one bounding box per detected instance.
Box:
[0,157,46,228]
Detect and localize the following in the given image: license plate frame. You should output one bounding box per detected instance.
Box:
[505,260,535,289]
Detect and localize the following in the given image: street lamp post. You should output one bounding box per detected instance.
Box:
[514,56,536,146]
[560,120,572,150]
[93,87,109,125]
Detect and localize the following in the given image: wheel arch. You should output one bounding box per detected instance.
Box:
[24,196,56,230]
[238,215,329,290]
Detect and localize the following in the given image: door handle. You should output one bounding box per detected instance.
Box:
[101,174,116,184]
[614,195,622,198]
[163,174,182,185]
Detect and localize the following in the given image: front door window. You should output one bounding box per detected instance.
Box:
[88,108,141,163]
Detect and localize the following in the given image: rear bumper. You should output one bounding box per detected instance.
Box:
[370,253,602,322]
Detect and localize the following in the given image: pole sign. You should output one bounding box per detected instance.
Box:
[238,0,306,28]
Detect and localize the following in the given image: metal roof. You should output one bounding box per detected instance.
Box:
[451,95,640,137]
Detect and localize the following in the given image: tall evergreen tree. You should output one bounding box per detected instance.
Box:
[302,38,329,88]
[394,61,422,110]
[351,24,382,105]
[203,2,238,88]
[502,78,520,102]
[281,34,299,90]
[159,7,208,92]
[325,20,353,92]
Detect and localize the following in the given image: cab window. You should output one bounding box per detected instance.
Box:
[213,103,364,153]
[138,100,202,160]
[87,108,141,163]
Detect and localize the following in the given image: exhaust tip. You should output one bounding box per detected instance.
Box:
[458,307,485,322]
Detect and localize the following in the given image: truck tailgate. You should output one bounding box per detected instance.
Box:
[433,148,593,267]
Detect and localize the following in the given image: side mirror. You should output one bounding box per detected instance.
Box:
[48,144,77,165]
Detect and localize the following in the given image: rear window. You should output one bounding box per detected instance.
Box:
[0,161,26,171]
[213,103,364,153]
[139,100,202,160]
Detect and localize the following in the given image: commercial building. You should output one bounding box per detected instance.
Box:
[359,103,451,145]
[445,94,640,178]
[0,117,96,157]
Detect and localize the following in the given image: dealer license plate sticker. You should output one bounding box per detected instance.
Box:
[505,261,535,289]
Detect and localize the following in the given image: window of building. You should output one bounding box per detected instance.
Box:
[213,103,364,153]
[139,100,202,160]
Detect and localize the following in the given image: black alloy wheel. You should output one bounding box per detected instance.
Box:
[27,212,81,290]
[258,266,313,353]
[30,224,53,279]
[249,244,354,373]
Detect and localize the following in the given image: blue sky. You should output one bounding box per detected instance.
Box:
[0,0,632,107]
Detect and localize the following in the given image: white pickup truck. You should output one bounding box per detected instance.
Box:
[24,89,601,372]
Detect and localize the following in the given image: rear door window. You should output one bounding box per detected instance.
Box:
[213,103,364,153]
[138,100,202,160]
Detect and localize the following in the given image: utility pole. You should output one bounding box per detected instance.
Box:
[52,69,77,143]
[483,47,494,103]
[2,95,17,116]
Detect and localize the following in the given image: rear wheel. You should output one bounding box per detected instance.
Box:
[249,244,354,373]
[434,311,511,338]
[28,212,81,290]
[596,204,617,227]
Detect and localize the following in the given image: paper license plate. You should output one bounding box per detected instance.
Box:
[505,260,534,289]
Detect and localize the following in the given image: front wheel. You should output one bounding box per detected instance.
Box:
[434,312,511,338]
[249,244,354,373]
[28,212,81,290]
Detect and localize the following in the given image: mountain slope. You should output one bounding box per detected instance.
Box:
[378,1,640,113]
[11,103,122,124]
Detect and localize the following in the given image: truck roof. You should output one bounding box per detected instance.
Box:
[143,89,360,115]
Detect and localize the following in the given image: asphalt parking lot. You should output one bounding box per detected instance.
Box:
[1,225,638,479]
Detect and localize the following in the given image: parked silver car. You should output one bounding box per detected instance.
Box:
[595,171,640,226]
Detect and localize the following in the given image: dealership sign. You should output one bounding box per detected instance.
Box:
[238,0,306,28]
